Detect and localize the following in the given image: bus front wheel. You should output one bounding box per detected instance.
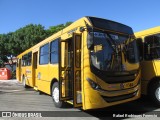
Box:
[51,82,65,108]
[149,80,160,106]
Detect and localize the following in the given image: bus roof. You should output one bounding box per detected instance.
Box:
[17,16,90,57]
[87,16,133,35]
[17,16,133,58]
[135,26,160,37]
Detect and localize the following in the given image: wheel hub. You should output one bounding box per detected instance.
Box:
[155,87,160,101]
[52,87,59,103]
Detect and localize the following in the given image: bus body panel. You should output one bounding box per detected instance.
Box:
[16,16,141,110]
[135,26,160,95]
[153,60,160,76]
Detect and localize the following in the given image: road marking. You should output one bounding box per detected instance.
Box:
[0,90,23,92]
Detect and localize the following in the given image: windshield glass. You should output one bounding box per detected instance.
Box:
[144,33,160,60]
[88,31,139,71]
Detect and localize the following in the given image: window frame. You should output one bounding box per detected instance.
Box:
[22,52,32,66]
[136,38,144,61]
[27,52,32,66]
[50,39,59,64]
[39,43,49,65]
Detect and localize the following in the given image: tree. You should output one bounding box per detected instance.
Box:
[0,34,9,68]
[0,55,8,67]
[8,24,48,55]
[0,24,48,70]
[0,21,73,70]
[48,22,72,35]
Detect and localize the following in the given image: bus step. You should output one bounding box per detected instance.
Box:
[33,86,38,91]
[66,100,73,105]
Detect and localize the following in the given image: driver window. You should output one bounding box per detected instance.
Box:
[136,38,143,61]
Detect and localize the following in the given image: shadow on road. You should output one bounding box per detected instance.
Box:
[33,88,160,119]
[82,96,160,119]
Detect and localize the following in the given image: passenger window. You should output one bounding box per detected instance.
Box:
[144,34,160,60]
[27,52,32,66]
[22,54,28,66]
[50,39,59,64]
[40,43,49,64]
[22,52,32,66]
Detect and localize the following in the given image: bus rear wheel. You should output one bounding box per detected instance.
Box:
[22,76,29,88]
[149,80,160,106]
[51,82,65,108]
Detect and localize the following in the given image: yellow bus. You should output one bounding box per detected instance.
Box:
[16,16,141,110]
[135,26,160,105]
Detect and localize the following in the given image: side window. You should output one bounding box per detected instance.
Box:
[22,54,28,66]
[136,38,143,61]
[144,34,160,60]
[27,52,32,66]
[22,52,32,66]
[50,39,59,64]
[40,43,49,64]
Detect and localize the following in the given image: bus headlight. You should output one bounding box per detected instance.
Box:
[87,78,101,90]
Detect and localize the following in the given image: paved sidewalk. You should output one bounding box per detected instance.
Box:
[0,79,22,91]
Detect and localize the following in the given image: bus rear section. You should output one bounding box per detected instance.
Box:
[135,26,160,106]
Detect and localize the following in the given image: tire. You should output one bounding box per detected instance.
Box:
[51,82,65,108]
[39,91,43,95]
[22,76,29,88]
[149,80,160,106]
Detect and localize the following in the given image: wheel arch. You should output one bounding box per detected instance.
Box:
[50,78,58,95]
[22,74,25,79]
[147,76,160,94]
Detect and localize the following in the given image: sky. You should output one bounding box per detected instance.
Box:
[0,0,160,34]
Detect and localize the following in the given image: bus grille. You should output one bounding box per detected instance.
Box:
[105,75,136,84]
[101,91,137,103]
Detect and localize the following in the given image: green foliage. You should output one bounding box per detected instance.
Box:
[0,21,72,68]
[0,34,9,67]
[0,55,8,67]
[48,21,72,35]
[8,24,48,55]
[0,24,48,68]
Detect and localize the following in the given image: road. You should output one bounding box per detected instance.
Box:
[0,80,160,120]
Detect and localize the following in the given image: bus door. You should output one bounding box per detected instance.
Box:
[59,34,82,107]
[73,34,82,107]
[33,52,38,87]
[18,58,22,81]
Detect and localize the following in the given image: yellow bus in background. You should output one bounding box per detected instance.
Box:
[16,16,141,110]
[135,26,160,105]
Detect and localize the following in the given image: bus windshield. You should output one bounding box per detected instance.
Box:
[88,31,139,71]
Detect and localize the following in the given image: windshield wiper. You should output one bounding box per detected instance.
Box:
[104,33,124,71]
[107,33,134,70]
[104,32,116,52]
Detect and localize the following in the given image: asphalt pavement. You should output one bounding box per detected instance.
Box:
[0,79,160,120]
